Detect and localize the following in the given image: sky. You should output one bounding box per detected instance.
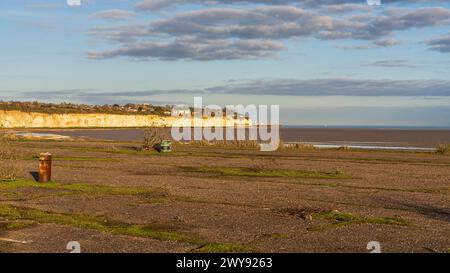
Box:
[1,0,450,126]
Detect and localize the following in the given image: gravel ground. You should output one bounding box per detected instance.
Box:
[1,140,449,253]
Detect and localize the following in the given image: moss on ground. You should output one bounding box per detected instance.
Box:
[0,204,199,244]
[180,166,350,179]
[0,179,168,201]
[67,146,173,156]
[173,196,260,208]
[310,210,411,231]
[277,208,410,231]
[0,220,36,232]
[317,210,406,223]
[0,204,253,252]
[53,163,100,169]
[193,243,254,253]
[22,155,119,162]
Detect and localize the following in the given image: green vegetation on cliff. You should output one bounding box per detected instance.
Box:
[0,101,172,116]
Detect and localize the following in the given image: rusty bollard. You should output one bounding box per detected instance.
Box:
[38,153,52,182]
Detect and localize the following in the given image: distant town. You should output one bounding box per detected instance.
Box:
[0,101,173,116]
[0,101,249,119]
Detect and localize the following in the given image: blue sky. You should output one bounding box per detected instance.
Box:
[1,0,450,126]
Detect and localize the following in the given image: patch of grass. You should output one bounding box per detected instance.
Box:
[0,204,199,244]
[0,179,168,201]
[276,207,330,220]
[0,220,36,231]
[0,135,21,181]
[67,146,173,157]
[53,145,240,158]
[174,167,447,195]
[53,163,100,169]
[22,155,118,162]
[0,204,255,250]
[56,156,118,162]
[181,166,350,179]
[174,196,260,209]
[193,243,254,253]
[277,208,410,231]
[0,161,20,182]
[312,210,411,231]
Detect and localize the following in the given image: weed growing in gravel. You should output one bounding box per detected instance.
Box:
[0,179,168,201]
[0,220,36,231]
[22,155,118,162]
[0,204,199,244]
[193,243,254,253]
[0,204,254,252]
[436,144,450,155]
[0,133,21,181]
[143,127,170,150]
[181,166,350,179]
[277,207,410,231]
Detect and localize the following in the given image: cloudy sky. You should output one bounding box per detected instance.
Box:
[1,0,450,126]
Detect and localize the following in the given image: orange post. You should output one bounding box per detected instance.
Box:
[38,153,52,182]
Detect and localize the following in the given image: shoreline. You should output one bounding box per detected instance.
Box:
[4,127,449,151]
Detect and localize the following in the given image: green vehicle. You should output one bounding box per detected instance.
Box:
[156,140,172,153]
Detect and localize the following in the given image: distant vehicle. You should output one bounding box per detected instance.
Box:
[155,140,172,153]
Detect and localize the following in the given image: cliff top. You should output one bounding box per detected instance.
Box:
[0,101,172,116]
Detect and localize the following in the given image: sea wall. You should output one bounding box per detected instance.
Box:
[0,110,251,128]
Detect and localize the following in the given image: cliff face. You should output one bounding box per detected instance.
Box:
[0,110,251,128]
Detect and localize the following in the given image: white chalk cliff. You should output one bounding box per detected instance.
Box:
[0,110,251,128]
